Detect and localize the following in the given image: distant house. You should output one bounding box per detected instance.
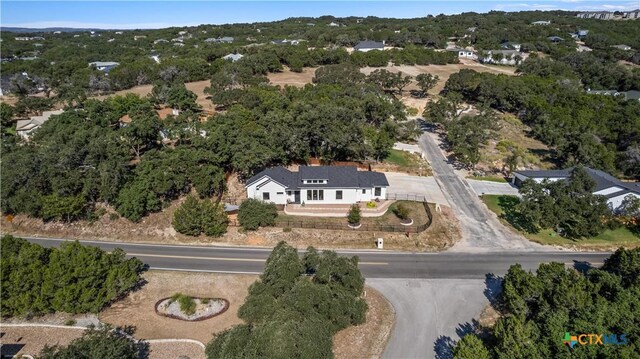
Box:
[586,89,640,102]
[354,40,385,52]
[306,22,316,26]
[576,29,589,39]
[15,36,43,41]
[624,9,640,19]
[150,55,160,64]
[467,27,477,32]
[134,35,146,40]
[115,31,123,35]
[16,109,64,139]
[446,47,476,59]
[205,36,234,43]
[500,41,521,51]
[328,22,340,27]
[531,20,551,25]
[246,166,389,205]
[53,31,62,34]
[547,36,564,42]
[88,61,119,72]
[479,50,525,65]
[271,39,304,45]
[512,167,640,212]
[612,44,632,51]
[153,39,169,44]
[222,53,244,62]
[576,11,614,20]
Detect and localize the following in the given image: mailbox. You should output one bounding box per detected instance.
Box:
[375,238,384,249]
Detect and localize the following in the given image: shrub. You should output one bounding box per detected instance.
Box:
[64,319,76,326]
[366,201,376,208]
[109,213,120,221]
[178,295,196,316]
[238,199,278,230]
[283,227,292,233]
[39,325,140,359]
[201,298,210,304]
[172,195,228,237]
[347,204,361,225]
[392,203,410,220]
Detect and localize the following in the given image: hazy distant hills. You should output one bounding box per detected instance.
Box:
[1,27,117,33]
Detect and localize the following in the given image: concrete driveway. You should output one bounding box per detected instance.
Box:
[385,172,449,206]
[467,179,520,196]
[368,278,499,359]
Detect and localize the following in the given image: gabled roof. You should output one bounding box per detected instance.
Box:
[246,166,389,189]
[515,167,640,194]
[354,40,384,50]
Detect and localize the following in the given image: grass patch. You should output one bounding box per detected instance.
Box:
[481,195,639,248]
[384,149,414,167]
[171,293,196,316]
[467,176,508,183]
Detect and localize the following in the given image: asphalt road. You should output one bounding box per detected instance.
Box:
[23,237,610,279]
[418,131,544,252]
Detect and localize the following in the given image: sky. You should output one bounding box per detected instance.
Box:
[2,1,639,29]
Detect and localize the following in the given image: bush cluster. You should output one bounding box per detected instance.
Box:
[172,195,228,237]
[237,198,278,230]
[0,235,144,317]
[205,242,367,358]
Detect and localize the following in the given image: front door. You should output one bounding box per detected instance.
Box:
[294,191,300,203]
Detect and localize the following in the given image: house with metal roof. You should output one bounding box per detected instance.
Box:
[354,40,385,52]
[222,53,244,62]
[16,109,64,139]
[446,47,477,59]
[512,167,640,211]
[246,166,389,205]
[88,61,119,72]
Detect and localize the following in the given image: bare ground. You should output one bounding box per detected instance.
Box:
[333,286,395,359]
[3,200,460,251]
[267,66,318,88]
[99,271,256,343]
[0,326,205,359]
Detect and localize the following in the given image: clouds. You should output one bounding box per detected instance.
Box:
[492,1,639,12]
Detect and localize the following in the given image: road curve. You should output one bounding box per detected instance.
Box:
[22,236,610,279]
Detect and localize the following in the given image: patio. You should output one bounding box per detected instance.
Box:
[284,200,394,217]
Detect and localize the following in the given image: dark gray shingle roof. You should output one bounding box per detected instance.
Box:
[246,166,388,189]
[354,40,384,50]
[515,167,640,194]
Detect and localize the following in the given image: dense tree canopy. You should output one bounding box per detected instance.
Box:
[205,242,367,358]
[0,235,144,317]
[39,326,142,359]
[453,247,640,358]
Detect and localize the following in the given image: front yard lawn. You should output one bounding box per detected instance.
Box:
[277,201,430,229]
[481,195,639,249]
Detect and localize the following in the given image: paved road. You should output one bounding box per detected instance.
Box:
[369,279,492,359]
[24,237,609,279]
[418,132,544,252]
[467,179,520,196]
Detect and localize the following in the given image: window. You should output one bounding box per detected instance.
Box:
[308,189,324,201]
[336,190,343,200]
[263,192,270,201]
[277,192,284,195]
[362,189,366,194]
[375,187,381,196]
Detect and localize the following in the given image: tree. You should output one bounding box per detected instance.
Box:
[166,84,200,112]
[392,72,412,94]
[40,326,141,359]
[172,195,228,237]
[41,193,86,222]
[172,195,204,236]
[313,63,365,85]
[453,334,491,359]
[415,73,439,97]
[238,198,278,230]
[392,203,410,220]
[347,204,361,225]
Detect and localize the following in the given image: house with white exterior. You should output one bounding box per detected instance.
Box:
[222,53,244,62]
[479,50,525,65]
[246,166,389,205]
[89,61,119,72]
[354,40,385,52]
[512,167,640,211]
[446,47,477,59]
[16,109,64,139]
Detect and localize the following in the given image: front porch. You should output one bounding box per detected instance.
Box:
[284,200,394,217]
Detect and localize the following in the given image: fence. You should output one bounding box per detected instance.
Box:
[228,197,434,234]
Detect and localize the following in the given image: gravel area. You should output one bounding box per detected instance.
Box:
[157,298,227,321]
[148,341,205,359]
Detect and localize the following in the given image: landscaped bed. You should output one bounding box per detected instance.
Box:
[277,200,430,229]
[156,293,229,321]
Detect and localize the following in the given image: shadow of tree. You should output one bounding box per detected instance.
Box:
[496,195,539,234]
[484,273,503,308]
[456,320,479,338]
[434,335,456,359]
[573,260,596,274]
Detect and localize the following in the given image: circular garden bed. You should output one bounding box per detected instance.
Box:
[155,294,229,321]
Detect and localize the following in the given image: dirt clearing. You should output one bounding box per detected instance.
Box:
[99,270,256,343]
[268,66,317,87]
